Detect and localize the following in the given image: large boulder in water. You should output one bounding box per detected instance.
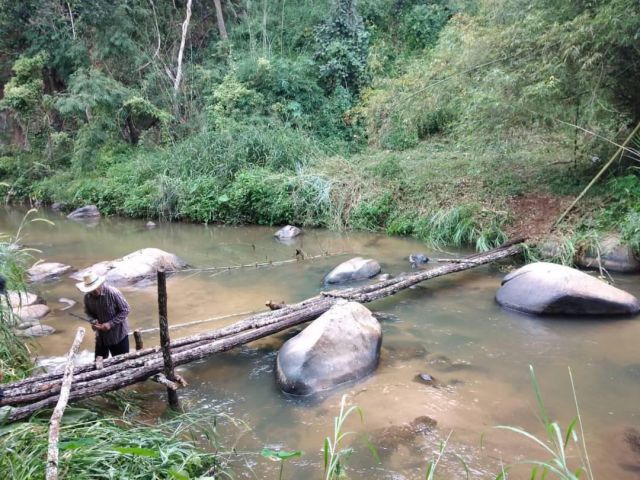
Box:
[276,301,382,395]
[324,257,381,284]
[67,204,100,219]
[71,248,187,287]
[27,262,73,282]
[575,234,640,273]
[496,262,640,316]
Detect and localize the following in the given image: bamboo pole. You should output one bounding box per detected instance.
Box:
[553,121,640,229]
[45,327,85,480]
[158,268,179,409]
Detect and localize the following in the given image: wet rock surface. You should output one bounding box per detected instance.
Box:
[13,304,50,321]
[324,257,381,284]
[72,248,187,287]
[16,324,56,337]
[575,234,640,273]
[27,262,73,282]
[274,225,303,239]
[496,262,640,316]
[276,301,382,395]
[67,204,100,219]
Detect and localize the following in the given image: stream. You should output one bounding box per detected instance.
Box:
[2,207,640,479]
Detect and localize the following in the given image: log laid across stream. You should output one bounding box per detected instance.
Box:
[0,241,523,422]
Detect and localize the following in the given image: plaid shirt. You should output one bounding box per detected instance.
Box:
[84,284,130,346]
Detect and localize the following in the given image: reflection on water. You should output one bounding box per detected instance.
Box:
[3,207,640,478]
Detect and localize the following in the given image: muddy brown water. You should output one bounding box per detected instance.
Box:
[3,207,640,478]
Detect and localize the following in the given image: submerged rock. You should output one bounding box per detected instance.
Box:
[324,257,381,284]
[496,262,640,316]
[274,225,303,239]
[374,416,437,453]
[276,301,382,395]
[27,262,73,282]
[51,202,66,212]
[146,221,157,229]
[575,234,640,273]
[16,324,55,337]
[71,248,187,287]
[408,253,429,268]
[67,204,100,219]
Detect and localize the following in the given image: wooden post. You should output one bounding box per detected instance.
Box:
[133,329,144,350]
[157,267,179,409]
[46,327,85,480]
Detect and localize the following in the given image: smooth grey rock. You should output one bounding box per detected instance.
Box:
[27,262,73,282]
[16,320,39,330]
[51,202,66,212]
[146,221,157,229]
[71,248,186,286]
[274,225,303,239]
[496,262,640,316]
[377,273,392,282]
[575,234,640,273]
[324,257,381,284]
[2,291,41,308]
[67,204,100,219]
[13,304,50,321]
[276,301,382,395]
[16,324,55,337]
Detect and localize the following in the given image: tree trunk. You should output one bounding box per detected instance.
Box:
[213,0,228,40]
[174,0,193,93]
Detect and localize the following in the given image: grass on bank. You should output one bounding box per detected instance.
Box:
[0,409,225,479]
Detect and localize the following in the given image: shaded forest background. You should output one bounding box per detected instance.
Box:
[1,0,639,251]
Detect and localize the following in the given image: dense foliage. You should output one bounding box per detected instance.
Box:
[0,0,639,248]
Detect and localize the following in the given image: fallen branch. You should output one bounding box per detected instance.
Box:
[45,327,85,480]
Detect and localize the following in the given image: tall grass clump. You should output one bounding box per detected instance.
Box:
[0,409,224,479]
[323,394,370,480]
[0,209,52,382]
[413,204,508,251]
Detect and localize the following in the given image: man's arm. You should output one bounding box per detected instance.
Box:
[103,289,130,330]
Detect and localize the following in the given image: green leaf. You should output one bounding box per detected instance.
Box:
[169,469,190,480]
[261,448,303,461]
[112,446,160,458]
[59,438,99,450]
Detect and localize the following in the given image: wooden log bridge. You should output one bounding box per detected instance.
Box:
[0,240,523,422]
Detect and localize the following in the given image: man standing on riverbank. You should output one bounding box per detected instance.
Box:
[76,273,130,359]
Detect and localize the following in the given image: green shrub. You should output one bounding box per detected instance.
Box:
[349,191,395,231]
[400,3,452,50]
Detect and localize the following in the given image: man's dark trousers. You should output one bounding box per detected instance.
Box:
[95,335,130,358]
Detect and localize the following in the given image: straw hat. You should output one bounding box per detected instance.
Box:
[76,272,106,293]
